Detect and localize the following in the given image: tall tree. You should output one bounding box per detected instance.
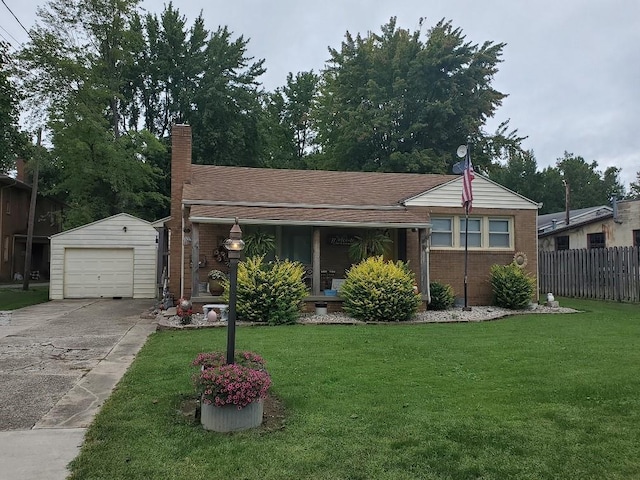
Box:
[259,70,319,169]
[314,17,509,173]
[0,42,27,172]
[17,0,167,226]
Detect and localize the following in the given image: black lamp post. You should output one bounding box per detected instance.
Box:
[223,218,245,364]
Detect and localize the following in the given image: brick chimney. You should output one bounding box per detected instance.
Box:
[169,124,192,299]
[16,158,26,183]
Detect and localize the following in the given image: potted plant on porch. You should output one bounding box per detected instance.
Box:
[207,269,227,296]
[192,351,271,432]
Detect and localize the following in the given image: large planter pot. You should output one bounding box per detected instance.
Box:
[208,279,224,296]
[201,399,264,432]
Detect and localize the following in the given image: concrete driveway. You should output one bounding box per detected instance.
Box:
[0,298,158,479]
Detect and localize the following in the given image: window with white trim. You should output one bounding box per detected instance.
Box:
[431,216,513,250]
[431,218,453,247]
[489,219,510,248]
[460,218,481,247]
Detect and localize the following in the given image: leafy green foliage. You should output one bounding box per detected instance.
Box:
[341,256,420,321]
[490,262,536,309]
[230,256,307,325]
[428,281,455,310]
[348,230,392,262]
[243,230,276,258]
[314,17,507,174]
[0,43,27,172]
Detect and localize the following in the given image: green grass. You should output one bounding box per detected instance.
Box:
[0,286,49,310]
[69,298,640,479]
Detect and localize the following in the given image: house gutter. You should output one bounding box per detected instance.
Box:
[189,216,429,230]
[180,204,185,299]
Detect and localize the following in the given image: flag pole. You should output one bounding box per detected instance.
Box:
[463,201,471,311]
[463,139,472,311]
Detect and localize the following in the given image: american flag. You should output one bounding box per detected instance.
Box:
[461,153,475,211]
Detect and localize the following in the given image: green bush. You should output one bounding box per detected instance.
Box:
[227,256,308,325]
[428,281,455,310]
[341,256,420,321]
[490,262,536,309]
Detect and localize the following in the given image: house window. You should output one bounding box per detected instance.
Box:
[460,218,481,247]
[489,219,511,248]
[634,230,640,248]
[431,216,513,250]
[555,236,569,251]
[587,232,605,249]
[431,218,453,247]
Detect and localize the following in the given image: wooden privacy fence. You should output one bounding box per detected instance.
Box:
[539,247,640,302]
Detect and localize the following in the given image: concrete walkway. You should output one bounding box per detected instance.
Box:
[0,299,157,480]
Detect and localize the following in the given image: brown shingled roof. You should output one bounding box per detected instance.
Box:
[184,165,456,227]
[185,165,455,206]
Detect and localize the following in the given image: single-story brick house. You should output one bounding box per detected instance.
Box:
[167,124,540,311]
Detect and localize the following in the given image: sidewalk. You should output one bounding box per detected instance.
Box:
[0,299,157,480]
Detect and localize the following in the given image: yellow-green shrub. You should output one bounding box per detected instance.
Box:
[227,256,308,325]
[341,256,420,321]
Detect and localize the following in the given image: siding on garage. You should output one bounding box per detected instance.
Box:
[50,213,158,300]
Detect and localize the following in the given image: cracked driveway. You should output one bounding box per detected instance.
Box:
[0,299,156,431]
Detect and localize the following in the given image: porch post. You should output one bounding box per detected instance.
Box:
[191,222,200,297]
[312,227,321,295]
[419,228,431,304]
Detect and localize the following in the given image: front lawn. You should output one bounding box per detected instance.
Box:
[0,286,49,310]
[69,298,640,479]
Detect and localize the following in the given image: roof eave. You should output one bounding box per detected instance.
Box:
[189,216,430,229]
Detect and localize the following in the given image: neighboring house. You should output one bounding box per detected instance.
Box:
[538,199,640,251]
[49,213,158,300]
[0,160,64,282]
[166,124,540,309]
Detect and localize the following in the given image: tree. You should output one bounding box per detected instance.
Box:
[0,42,27,172]
[630,171,640,199]
[259,71,319,169]
[314,17,509,174]
[488,149,542,203]
[17,0,167,226]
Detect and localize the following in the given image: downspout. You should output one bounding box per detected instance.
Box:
[180,203,185,299]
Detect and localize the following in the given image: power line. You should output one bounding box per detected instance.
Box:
[0,23,21,46]
[0,0,31,39]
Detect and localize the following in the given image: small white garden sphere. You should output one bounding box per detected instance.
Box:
[207,310,218,322]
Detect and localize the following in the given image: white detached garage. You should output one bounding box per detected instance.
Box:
[49,213,158,300]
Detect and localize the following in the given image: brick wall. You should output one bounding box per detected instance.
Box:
[168,125,192,300]
[413,206,538,306]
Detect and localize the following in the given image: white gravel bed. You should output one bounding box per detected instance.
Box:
[157,304,579,329]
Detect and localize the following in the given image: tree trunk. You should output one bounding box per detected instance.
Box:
[23,130,41,291]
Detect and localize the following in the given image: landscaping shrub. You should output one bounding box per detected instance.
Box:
[229,256,307,325]
[428,281,455,310]
[341,256,420,321]
[490,262,536,309]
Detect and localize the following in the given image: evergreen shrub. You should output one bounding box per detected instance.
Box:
[490,262,536,309]
[428,281,455,310]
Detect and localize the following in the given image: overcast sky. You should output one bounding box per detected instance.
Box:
[2,0,639,188]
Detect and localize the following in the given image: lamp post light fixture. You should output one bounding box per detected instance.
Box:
[223,218,245,365]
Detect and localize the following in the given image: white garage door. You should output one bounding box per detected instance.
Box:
[64,248,134,298]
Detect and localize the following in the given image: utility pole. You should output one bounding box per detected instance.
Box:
[562,179,570,227]
[22,129,41,291]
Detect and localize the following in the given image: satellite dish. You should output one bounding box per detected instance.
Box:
[452,162,465,174]
[456,145,468,158]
